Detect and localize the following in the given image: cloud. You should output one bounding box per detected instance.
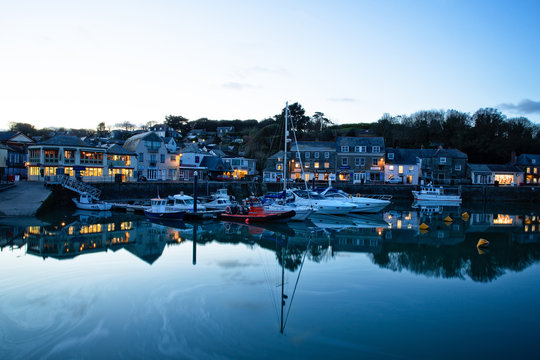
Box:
[222,82,259,90]
[499,99,540,114]
[328,97,356,102]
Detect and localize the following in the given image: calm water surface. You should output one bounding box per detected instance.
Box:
[1,202,540,359]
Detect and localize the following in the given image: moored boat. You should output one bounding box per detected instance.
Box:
[218,198,295,223]
[144,198,186,220]
[72,193,113,211]
[412,184,462,203]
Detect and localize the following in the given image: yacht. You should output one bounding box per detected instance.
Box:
[286,189,356,215]
[412,184,462,203]
[203,188,236,211]
[168,193,207,212]
[318,187,391,213]
[261,194,314,221]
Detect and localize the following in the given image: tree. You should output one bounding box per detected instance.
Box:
[96,122,108,137]
[9,122,38,136]
[115,121,135,131]
[165,115,189,131]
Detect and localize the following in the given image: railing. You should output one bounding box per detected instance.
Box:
[58,175,101,200]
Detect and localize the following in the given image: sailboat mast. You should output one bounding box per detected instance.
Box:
[283,102,288,191]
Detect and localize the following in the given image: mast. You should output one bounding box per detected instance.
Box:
[283,102,288,191]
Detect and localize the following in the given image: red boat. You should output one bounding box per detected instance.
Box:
[218,198,295,223]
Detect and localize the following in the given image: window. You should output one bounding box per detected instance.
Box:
[150,154,156,164]
[535,168,538,174]
[314,152,319,159]
[527,167,531,173]
[388,153,394,160]
[139,153,144,162]
[389,165,394,171]
[160,154,165,163]
[372,158,378,166]
[342,158,348,166]
[409,166,414,171]
[324,152,330,159]
[314,162,320,169]
[170,156,176,161]
[355,158,361,166]
[399,165,404,174]
[372,146,380,153]
[341,146,349,152]
[360,158,365,166]
[355,146,360,152]
[305,162,310,168]
[195,156,200,163]
[305,152,310,159]
[324,162,330,168]
[276,164,282,171]
[440,157,447,164]
[455,164,461,171]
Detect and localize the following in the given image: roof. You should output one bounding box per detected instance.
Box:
[0,131,18,142]
[199,156,230,171]
[123,132,162,152]
[469,163,523,173]
[0,131,34,144]
[386,148,421,165]
[35,135,97,148]
[419,147,468,159]
[107,144,136,155]
[515,154,540,166]
[294,141,336,151]
[181,143,207,154]
[336,137,385,150]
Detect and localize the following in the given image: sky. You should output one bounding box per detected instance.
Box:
[1,0,540,131]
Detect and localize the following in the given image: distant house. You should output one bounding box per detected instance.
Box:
[468,164,523,186]
[336,137,385,183]
[418,146,468,185]
[0,131,35,179]
[123,132,170,181]
[217,126,234,137]
[515,154,540,185]
[106,144,138,182]
[222,157,257,179]
[263,151,286,183]
[149,123,173,138]
[385,148,421,185]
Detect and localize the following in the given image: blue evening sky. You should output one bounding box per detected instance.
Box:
[1,0,539,130]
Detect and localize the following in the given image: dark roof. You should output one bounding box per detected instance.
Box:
[123,132,162,152]
[107,144,136,155]
[419,147,467,159]
[336,137,385,150]
[36,135,97,148]
[295,141,336,151]
[515,154,540,166]
[0,131,18,141]
[200,156,230,171]
[386,148,421,165]
[469,164,523,173]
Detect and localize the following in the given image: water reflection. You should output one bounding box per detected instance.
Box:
[1,206,540,283]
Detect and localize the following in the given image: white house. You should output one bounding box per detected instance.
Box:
[123,132,170,181]
[384,148,421,185]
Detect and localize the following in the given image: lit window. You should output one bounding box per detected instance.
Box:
[314,162,319,169]
[324,162,330,168]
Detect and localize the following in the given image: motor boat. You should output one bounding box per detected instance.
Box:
[168,193,207,212]
[317,187,391,213]
[218,197,295,223]
[412,184,462,203]
[144,198,186,220]
[261,192,314,221]
[286,189,356,215]
[203,188,236,211]
[72,192,113,211]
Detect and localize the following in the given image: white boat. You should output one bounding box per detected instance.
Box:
[203,188,236,211]
[412,184,462,203]
[72,193,113,211]
[319,187,391,213]
[287,189,357,215]
[144,198,185,220]
[262,197,314,221]
[168,193,207,212]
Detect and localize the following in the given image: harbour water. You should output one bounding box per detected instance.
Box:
[1,202,539,359]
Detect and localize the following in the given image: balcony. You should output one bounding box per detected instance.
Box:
[43,158,60,164]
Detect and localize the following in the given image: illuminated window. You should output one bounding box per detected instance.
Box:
[314,162,319,169]
[399,166,403,174]
[324,162,330,168]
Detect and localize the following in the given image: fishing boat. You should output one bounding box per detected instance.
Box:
[144,198,186,220]
[72,192,113,211]
[412,184,462,203]
[218,197,295,223]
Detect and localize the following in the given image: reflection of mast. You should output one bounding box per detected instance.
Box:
[192,225,197,265]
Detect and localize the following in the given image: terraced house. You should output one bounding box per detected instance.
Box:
[336,137,386,183]
[289,141,337,182]
[418,146,468,185]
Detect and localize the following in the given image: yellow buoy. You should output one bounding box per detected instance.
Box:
[419,223,429,230]
[444,216,453,223]
[461,212,470,219]
[477,238,490,248]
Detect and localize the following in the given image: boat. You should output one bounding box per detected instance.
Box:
[72,192,113,211]
[144,198,186,220]
[203,188,236,211]
[412,184,462,203]
[286,189,357,215]
[168,193,207,212]
[261,191,314,221]
[317,187,391,213]
[218,197,295,223]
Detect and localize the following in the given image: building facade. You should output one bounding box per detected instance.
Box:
[468,164,524,185]
[336,137,385,183]
[222,157,257,179]
[123,132,170,181]
[384,148,421,185]
[418,147,468,185]
[290,141,337,182]
[515,154,540,185]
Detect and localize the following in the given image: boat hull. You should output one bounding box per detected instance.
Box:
[412,192,462,202]
[73,199,113,211]
[144,210,186,220]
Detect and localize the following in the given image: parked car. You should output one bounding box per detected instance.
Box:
[386,177,402,184]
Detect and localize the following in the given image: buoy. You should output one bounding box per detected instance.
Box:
[461,212,469,219]
[444,216,453,223]
[419,223,429,230]
[245,218,250,224]
[477,238,489,248]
